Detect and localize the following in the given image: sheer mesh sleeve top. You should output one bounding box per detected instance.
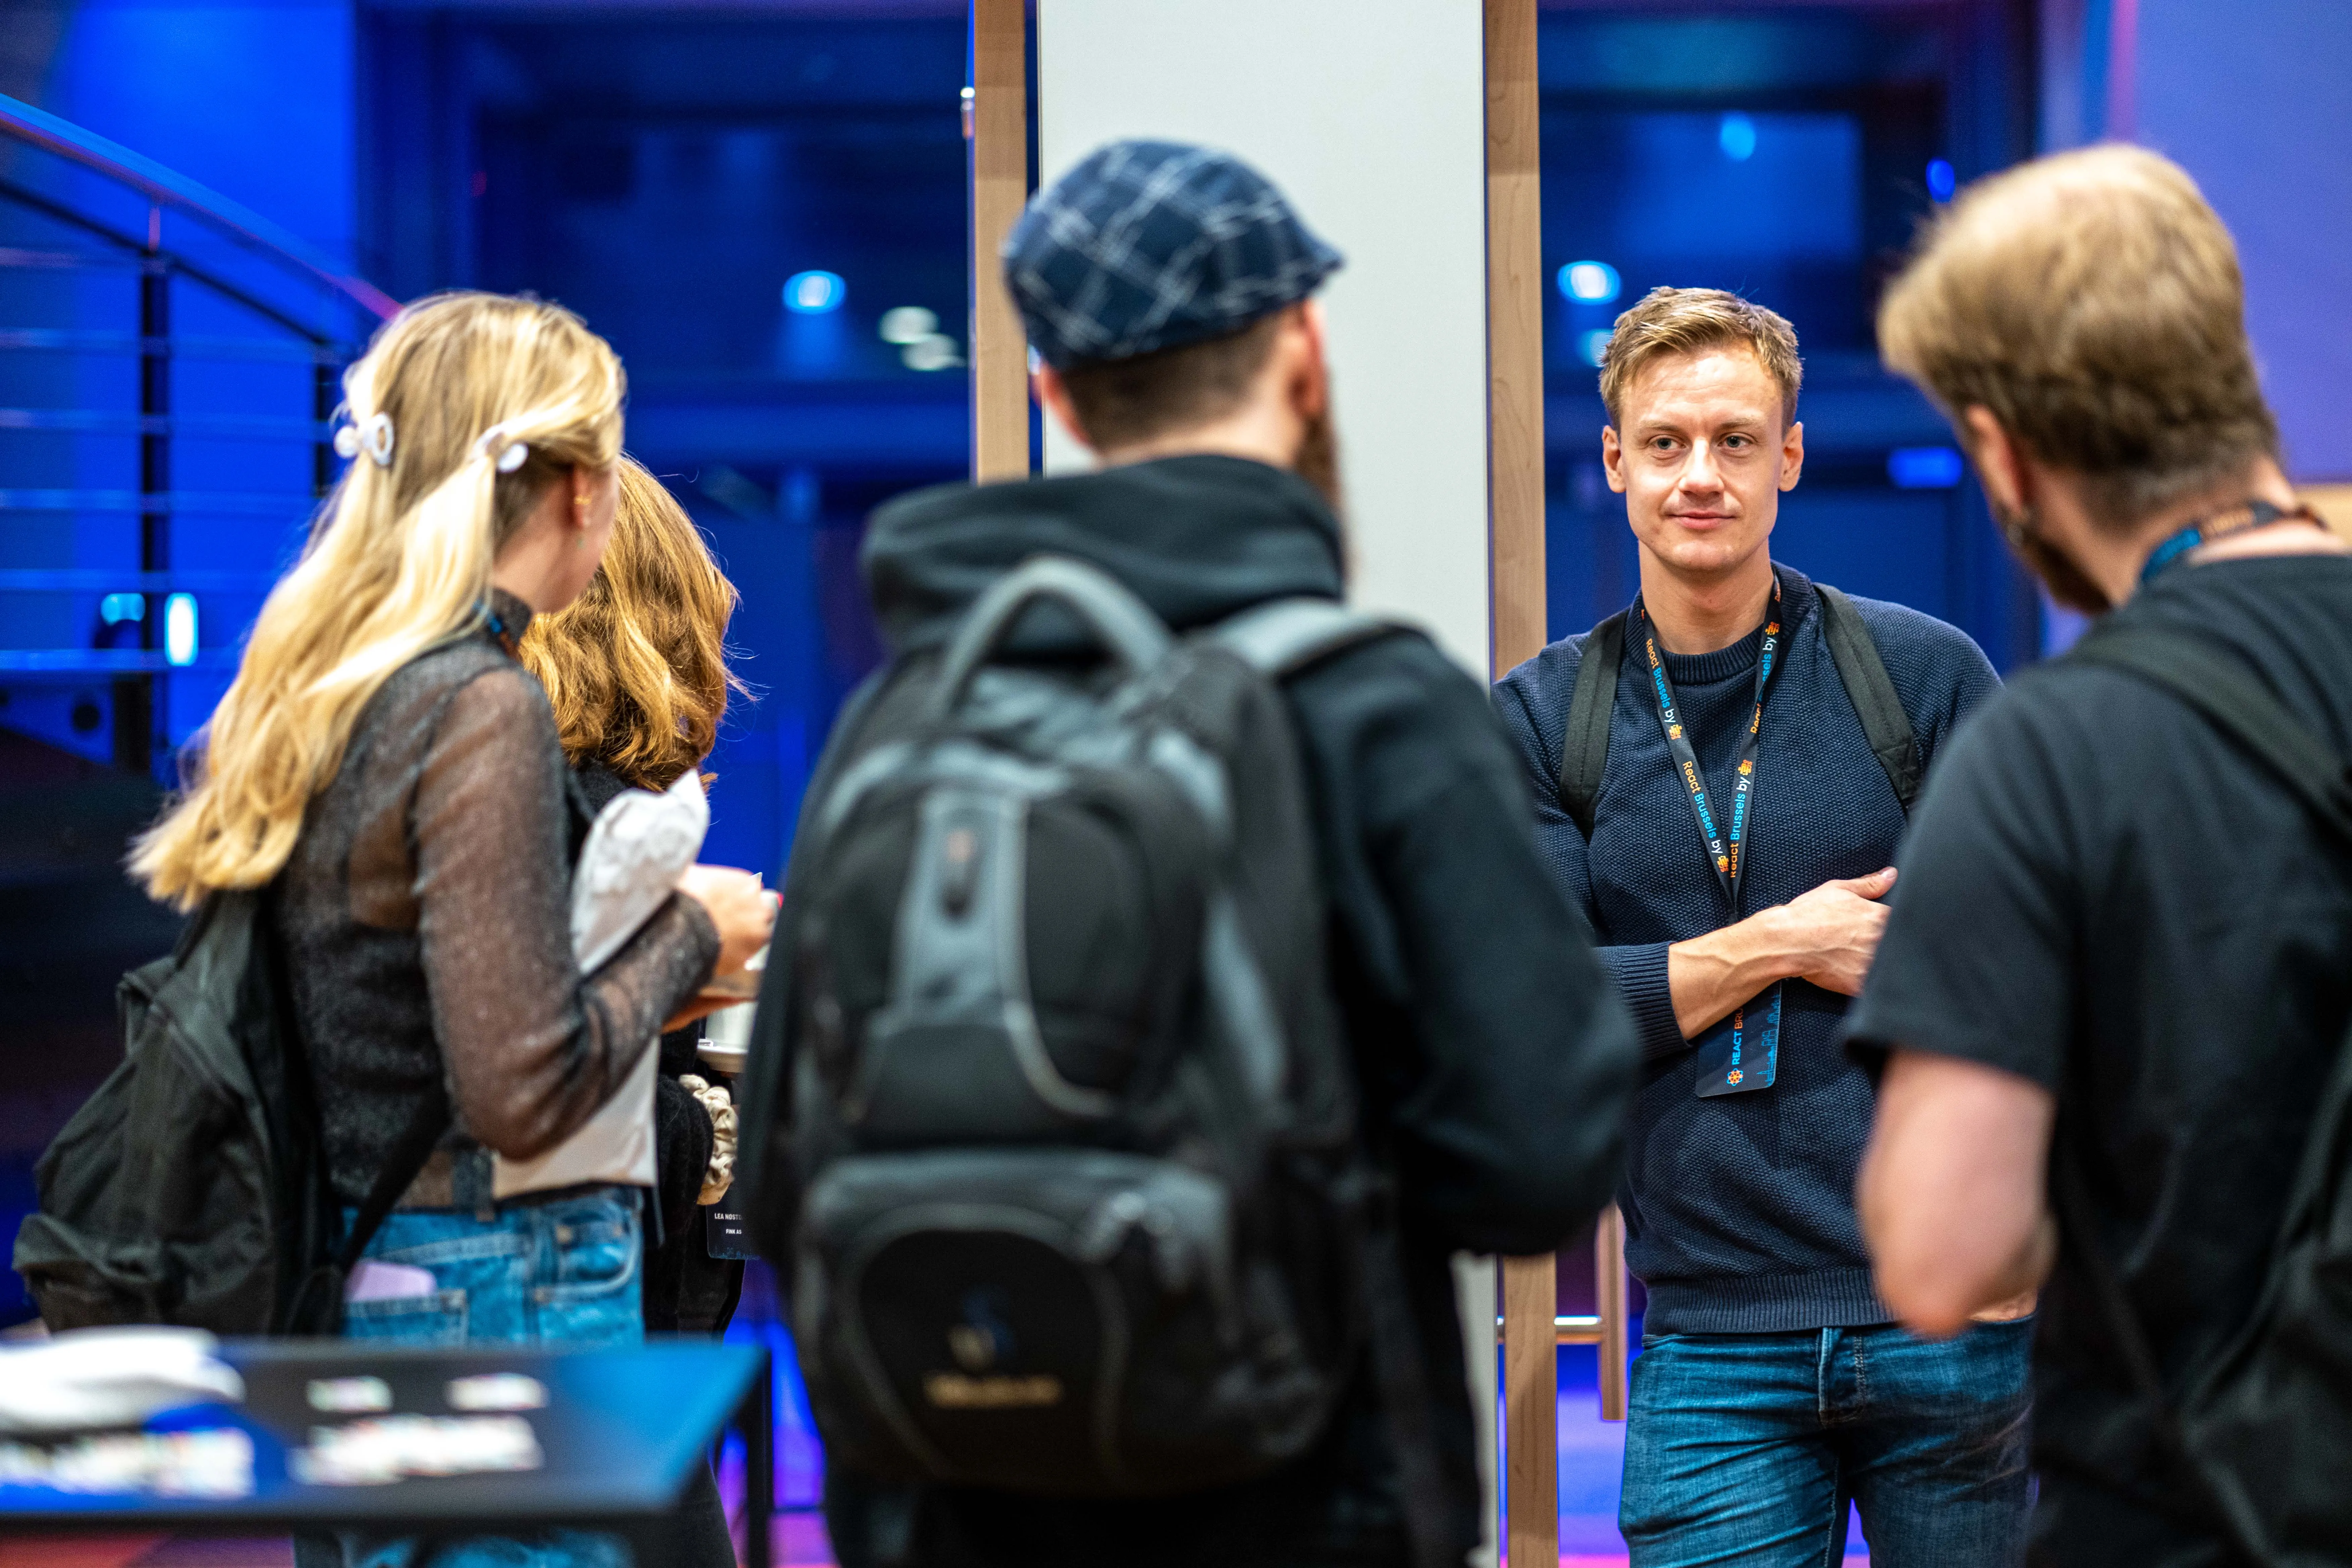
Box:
[277,591,721,1210]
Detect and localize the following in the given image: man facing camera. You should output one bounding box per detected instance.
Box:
[1494,288,2026,1566]
[1852,147,2352,1568]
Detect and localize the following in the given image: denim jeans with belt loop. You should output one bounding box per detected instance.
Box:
[321,1184,646,1568]
[1619,1319,2034,1568]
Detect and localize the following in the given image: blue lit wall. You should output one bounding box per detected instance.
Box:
[1,0,366,769]
[1533,5,2040,672]
[358,8,970,880]
[2133,0,2352,483]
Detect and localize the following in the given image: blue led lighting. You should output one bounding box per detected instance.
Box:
[783,271,846,314]
[1558,260,1622,305]
[1888,446,1965,490]
[1719,112,1758,162]
[1926,158,1957,202]
[164,592,198,666]
[1579,329,1614,369]
[100,592,145,625]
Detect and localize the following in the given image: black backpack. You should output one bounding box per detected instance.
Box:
[761,554,1407,1500]
[13,888,445,1336]
[2049,621,2352,1568]
[1555,582,1922,833]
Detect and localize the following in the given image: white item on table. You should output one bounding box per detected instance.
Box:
[307,1377,393,1414]
[291,1413,542,1486]
[0,1427,253,1498]
[494,770,708,1200]
[446,1373,547,1412]
[0,1326,244,1435]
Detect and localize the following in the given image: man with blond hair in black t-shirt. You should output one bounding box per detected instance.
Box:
[1849,145,2352,1568]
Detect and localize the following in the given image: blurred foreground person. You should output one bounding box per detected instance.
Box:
[134,292,774,1568]
[1851,146,2352,1568]
[517,456,750,1568]
[737,140,1637,1568]
[1494,288,2020,1568]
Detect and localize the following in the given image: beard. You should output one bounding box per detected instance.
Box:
[1293,402,1343,520]
[1995,499,2113,615]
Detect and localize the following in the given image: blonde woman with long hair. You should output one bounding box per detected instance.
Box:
[137,292,773,1568]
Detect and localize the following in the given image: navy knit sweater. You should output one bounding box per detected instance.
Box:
[1493,565,1998,1334]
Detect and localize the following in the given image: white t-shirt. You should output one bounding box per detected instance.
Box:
[492,771,708,1199]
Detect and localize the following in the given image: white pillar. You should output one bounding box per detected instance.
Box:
[1034,0,1495,677]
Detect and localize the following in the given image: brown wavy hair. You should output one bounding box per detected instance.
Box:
[518,458,743,790]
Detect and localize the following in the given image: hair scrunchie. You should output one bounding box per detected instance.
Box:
[472,423,531,474]
[333,411,395,468]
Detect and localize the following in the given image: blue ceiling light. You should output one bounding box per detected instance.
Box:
[1719,112,1758,162]
[1926,158,1957,202]
[164,592,198,666]
[783,270,846,314]
[1888,446,1965,490]
[100,592,145,625]
[1579,329,1614,369]
[1558,260,1622,305]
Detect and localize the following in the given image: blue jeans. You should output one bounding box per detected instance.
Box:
[327,1185,645,1568]
[1621,1320,2032,1568]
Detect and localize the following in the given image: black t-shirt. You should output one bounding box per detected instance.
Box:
[1846,554,2352,1568]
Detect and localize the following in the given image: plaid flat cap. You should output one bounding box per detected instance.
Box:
[1004,140,1344,369]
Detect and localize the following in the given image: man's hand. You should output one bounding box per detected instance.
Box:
[1666,867,1896,1037]
[1775,867,1897,996]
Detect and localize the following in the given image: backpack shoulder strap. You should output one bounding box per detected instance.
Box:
[1211,595,1405,680]
[1815,584,1922,816]
[1557,610,1626,840]
[2068,624,2352,848]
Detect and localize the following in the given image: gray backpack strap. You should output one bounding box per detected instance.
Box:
[1815,584,1922,816]
[1556,610,1627,839]
[1212,595,1404,678]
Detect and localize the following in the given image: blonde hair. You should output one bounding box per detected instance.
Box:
[1878,145,2276,528]
[1599,287,1803,427]
[517,459,743,791]
[133,291,625,909]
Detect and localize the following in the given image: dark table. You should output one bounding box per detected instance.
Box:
[0,1338,775,1568]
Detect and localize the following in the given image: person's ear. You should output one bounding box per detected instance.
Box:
[1961,406,2029,518]
[1778,419,1805,493]
[1601,425,1628,494]
[1289,300,1330,422]
[1033,362,1098,456]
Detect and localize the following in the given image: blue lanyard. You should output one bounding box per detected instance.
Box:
[2140,499,2321,586]
[1635,580,1782,916]
[1635,581,1786,1098]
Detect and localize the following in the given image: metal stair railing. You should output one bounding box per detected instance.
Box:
[0,91,397,774]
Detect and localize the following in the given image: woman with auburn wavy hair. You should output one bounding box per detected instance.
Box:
[518,459,747,1568]
[518,460,750,1337]
[521,458,744,796]
[135,292,774,1568]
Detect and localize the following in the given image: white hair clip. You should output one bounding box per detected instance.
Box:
[333,412,395,468]
[473,424,530,474]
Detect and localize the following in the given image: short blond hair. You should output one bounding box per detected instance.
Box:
[1599,287,1803,427]
[1878,145,2276,529]
[518,459,744,791]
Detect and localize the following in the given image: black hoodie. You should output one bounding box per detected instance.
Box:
[754,455,1636,1568]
